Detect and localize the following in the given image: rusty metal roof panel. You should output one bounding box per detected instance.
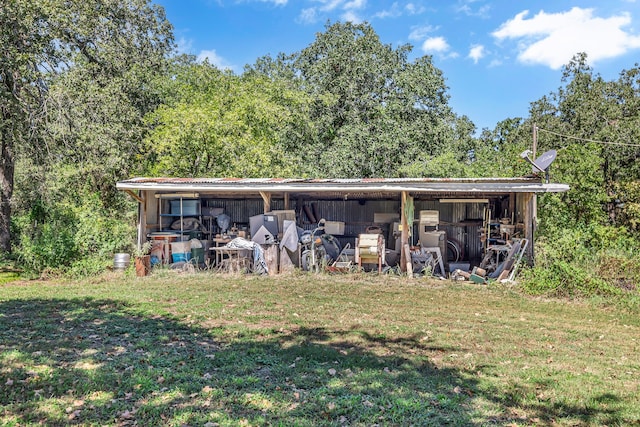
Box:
[119,176,555,183]
[116,177,570,194]
[119,177,548,185]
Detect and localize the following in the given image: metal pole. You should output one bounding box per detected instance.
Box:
[532,122,537,159]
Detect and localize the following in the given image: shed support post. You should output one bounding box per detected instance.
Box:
[509,192,516,223]
[138,191,147,249]
[400,191,410,273]
[523,192,536,264]
[284,192,290,210]
[260,191,271,214]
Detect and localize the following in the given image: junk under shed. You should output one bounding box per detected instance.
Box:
[116,177,569,279]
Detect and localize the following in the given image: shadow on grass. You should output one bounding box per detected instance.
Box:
[0,298,627,426]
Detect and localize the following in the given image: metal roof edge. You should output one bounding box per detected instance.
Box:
[116,178,570,194]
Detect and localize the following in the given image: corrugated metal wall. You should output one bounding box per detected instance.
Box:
[465,203,486,262]
[195,197,491,262]
[203,198,265,225]
[413,201,486,262]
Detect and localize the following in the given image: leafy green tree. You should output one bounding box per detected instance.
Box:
[145,59,312,178]
[529,54,640,229]
[516,54,640,296]
[0,0,173,253]
[470,117,532,178]
[248,22,472,178]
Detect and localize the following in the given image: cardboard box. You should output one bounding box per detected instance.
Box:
[268,210,296,236]
[419,210,439,226]
[374,212,400,223]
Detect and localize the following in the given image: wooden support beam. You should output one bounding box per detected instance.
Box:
[509,192,516,223]
[523,193,535,264]
[138,192,147,248]
[260,191,271,214]
[125,189,144,204]
[400,191,410,273]
[297,196,304,222]
[284,192,290,210]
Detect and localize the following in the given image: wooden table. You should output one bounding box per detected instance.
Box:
[210,247,252,273]
[213,237,232,247]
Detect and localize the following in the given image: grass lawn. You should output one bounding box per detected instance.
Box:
[0,270,638,426]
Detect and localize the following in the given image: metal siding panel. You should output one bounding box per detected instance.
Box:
[467,203,485,220]
[465,203,486,262]
[196,197,492,263]
[410,202,489,262]
[293,199,402,247]
[202,199,264,224]
[451,203,466,222]
[467,226,484,262]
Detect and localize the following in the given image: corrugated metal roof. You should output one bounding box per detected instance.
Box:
[116,177,570,194]
[120,177,540,184]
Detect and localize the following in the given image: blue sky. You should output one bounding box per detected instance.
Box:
[155,0,640,131]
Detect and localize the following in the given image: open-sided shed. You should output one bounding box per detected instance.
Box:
[116,177,569,272]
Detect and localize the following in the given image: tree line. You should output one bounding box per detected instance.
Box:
[2,0,640,294]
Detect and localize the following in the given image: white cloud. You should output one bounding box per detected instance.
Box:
[410,26,459,59]
[374,2,401,19]
[405,3,426,15]
[197,49,236,71]
[299,0,365,24]
[422,36,450,53]
[176,36,193,54]
[492,7,640,69]
[456,1,491,19]
[341,10,362,23]
[408,25,437,42]
[344,0,365,9]
[318,0,346,12]
[374,2,425,19]
[298,7,318,24]
[255,0,287,4]
[175,35,237,72]
[343,0,365,22]
[468,44,485,63]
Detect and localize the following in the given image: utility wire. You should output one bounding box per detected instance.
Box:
[537,127,640,147]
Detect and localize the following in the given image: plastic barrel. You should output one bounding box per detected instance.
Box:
[191,247,205,265]
[114,253,131,270]
[188,230,203,240]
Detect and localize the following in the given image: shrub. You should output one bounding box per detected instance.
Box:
[11,193,136,277]
[12,204,79,274]
[522,224,640,297]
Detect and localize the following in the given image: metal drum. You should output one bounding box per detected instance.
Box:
[113,253,131,270]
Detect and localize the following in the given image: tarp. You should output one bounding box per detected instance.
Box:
[226,237,268,275]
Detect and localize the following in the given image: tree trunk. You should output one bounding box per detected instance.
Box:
[0,126,14,253]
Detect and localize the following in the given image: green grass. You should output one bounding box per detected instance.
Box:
[1,270,639,426]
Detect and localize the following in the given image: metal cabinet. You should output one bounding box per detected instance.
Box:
[158,198,202,238]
